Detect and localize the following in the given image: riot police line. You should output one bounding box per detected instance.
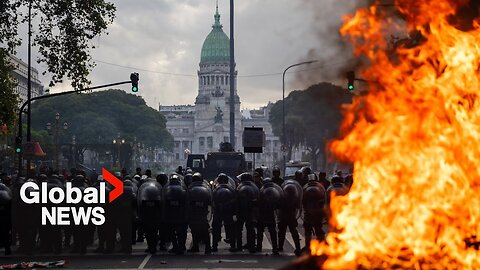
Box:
[0,167,353,256]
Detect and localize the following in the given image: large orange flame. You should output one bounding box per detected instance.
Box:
[311,0,480,268]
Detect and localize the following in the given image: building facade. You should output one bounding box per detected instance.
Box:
[8,54,44,105]
[159,7,282,172]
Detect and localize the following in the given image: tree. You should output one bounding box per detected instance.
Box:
[269,82,353,171]
[0,48,18,126]
[0,0,116,89]
[30,89,173,169]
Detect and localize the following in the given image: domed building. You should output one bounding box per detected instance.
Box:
[159,5,282,172]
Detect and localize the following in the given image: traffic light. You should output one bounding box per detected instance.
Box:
[347,71,355,91]
[15,136,22,153]
[130,72,139,92]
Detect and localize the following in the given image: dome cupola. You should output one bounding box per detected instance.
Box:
[200,4,230,64]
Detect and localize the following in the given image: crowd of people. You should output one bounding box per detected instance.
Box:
[0,166,353,257]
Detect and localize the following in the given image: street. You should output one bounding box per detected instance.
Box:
[0,227,322,269]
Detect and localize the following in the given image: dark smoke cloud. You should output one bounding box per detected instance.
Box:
[292,0,370,89]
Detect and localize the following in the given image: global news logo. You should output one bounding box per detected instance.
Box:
[19,169,123,226]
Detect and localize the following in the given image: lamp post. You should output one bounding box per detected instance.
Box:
[112,137,125,167]
[47,112,68,170]
[282,60,317,176]
[72,135,76,168]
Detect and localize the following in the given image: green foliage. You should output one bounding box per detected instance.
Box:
[0,49,18,126]
[0,0,116,89]
[269,82,353,169]
[30,89,173,154]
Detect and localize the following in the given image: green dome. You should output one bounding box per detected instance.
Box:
[200,7,230,64]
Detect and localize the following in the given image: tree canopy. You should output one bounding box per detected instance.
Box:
[0,48,18,126]
[0,0,116,89]
[30,89,173,158]
[269,82,353,170]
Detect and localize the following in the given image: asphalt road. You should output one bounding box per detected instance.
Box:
[0,225,328,269]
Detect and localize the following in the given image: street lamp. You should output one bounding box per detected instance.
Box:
[282,60,318,176]
[46,112,68,170]
[112,137,125,167]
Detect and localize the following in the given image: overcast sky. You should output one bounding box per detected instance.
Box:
[17,0,362,109]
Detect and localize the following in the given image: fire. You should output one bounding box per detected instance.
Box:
[311,0,480,269]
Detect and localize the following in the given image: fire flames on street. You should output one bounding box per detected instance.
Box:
[309,0,480,269]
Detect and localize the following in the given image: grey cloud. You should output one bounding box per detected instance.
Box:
[34,0,363,109]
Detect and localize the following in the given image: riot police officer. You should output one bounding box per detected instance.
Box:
[183,173,193,188]
[70,175,89,254]
[138,178,162,254]
[156,173,169,250]
[39,174,63,254]
[163,174,188,254]
[14,177,37,254]
[0,181,12,255]
[235,173,259,253]
[326,176,349,213]
[94,176,114,254]
[253,168,264,190]
[124,178,138,246]
[278,179,303,256]
[344,174,354,192]
[111,174,134,254]
[256,178,282,255]
[186,173,212,254]
[211,173,237,252]
[302,173,327,252]
[271,167,284,186]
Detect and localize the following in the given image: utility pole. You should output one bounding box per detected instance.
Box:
[229,0,235,148]
[26,0,32,174]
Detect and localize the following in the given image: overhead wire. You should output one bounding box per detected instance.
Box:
[93,59,351,78]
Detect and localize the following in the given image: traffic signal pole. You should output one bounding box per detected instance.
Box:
[17,79,133,176]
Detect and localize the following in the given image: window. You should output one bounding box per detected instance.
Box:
[182,141,189,149]
[192,159,204,168]
[199,137,205,147]
[182,128,189,134]
[207,77,210,85]
[207,136,213,148]
[174,141,180,148]
[273,152,278,160]
[224,136,229,143]
[221,76,224,85]
[175,153,180,160]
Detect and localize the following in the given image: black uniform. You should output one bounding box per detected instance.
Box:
[138,180,162,254]
[256,179,282,255]
[0,183,12,255]
[111,177,134,254]
[302,179,327,251]
[163,175,188,254]
[186,173,212,254]
[39,175,63,254]
[278,180,302,255]
[211,174,237,252]
[235,173,259,253]
[271,167,284,186]
[94,180,113,253]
